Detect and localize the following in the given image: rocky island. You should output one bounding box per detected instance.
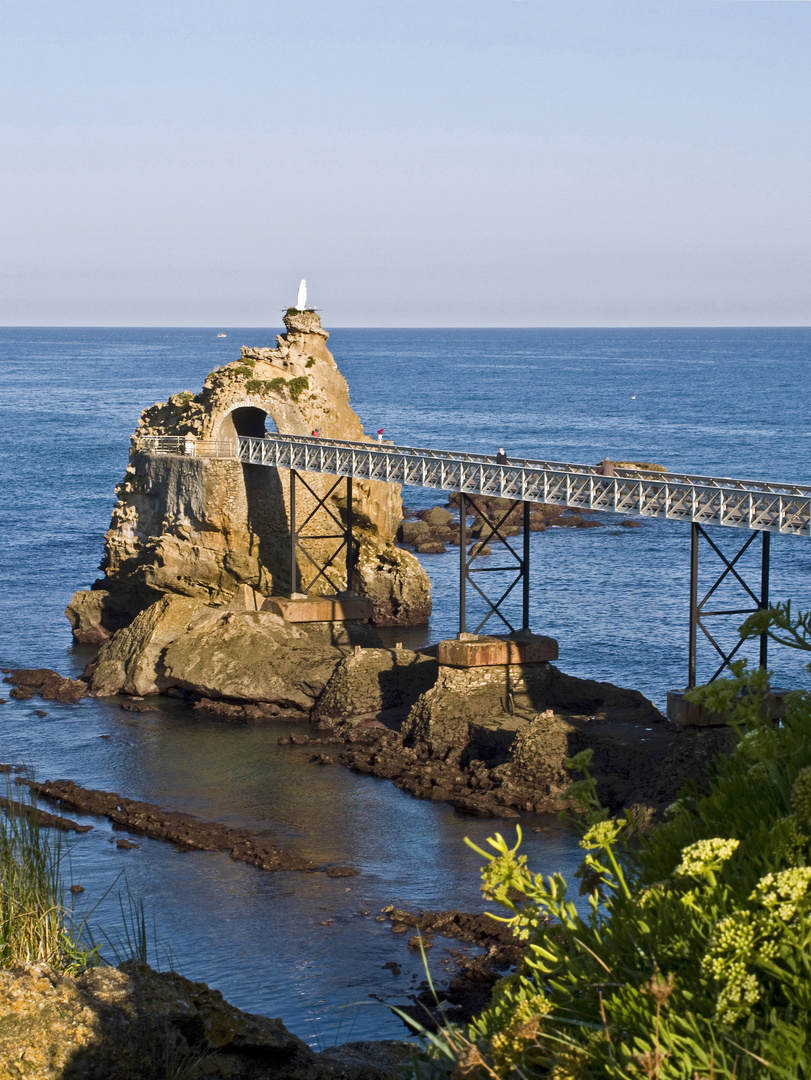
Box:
[54,309,731,820]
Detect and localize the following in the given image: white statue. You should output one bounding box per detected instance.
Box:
[296,279,307,311]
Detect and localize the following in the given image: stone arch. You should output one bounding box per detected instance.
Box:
[209,395,308,443]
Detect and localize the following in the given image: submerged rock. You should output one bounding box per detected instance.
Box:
[1,668,87,703]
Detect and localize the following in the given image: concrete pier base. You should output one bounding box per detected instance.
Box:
[437,633,558,668]
[667,687,789,727]
[261,593,374,623]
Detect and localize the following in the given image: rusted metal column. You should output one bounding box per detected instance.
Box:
[289,469,297,595]
[522,500,530,633]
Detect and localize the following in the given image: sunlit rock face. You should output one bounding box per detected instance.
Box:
[67,310,431,638]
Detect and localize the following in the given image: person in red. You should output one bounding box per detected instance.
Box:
[311,429,320,438]
[377,428,384,442]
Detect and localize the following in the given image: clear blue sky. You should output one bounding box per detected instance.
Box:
[1,1,809,326]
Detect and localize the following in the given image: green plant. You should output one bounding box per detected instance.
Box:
[287,375,309,402]
[409,625,811,1078]
[0,783,98,973]
[305,356,316,368]
[740,602,811,674]
[95,887,153,965]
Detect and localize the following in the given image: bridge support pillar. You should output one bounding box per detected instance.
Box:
[289,469,355,597]
[458,494,531,637]
[668,524,771,724]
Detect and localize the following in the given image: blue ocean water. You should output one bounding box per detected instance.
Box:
[1,325,810,1043]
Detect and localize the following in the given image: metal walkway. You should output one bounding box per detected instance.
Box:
[139,432,811,537]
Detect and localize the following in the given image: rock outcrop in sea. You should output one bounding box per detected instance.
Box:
[66,309,431,642]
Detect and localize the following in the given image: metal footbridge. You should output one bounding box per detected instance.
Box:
[138,432,811,686]
[140,432,811,537]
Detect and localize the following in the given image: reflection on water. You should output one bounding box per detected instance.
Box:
[3,691,583,1044]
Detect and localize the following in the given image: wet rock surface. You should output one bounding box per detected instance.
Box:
[2,669,88,703]
[19,776,357,876]
[380,906,527,1029]
[302,649,718,817]
[0,794,93,833]
[0,960,409,1080]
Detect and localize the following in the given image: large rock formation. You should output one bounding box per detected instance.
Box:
[309,642,698,816]
[67,309,431,642]
[88,593,380,716]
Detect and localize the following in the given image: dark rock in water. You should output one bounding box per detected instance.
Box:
[620,518,644,527]
[0,791,93,834]
[418,506,453,527]
[325,865,360,877]
[22,777,322,874]
[382,905,527,1027]
[0,959,410,1079]
[311,648,438,732]
[35,709,47,718]
[2,669,87,703]
[312,647,714,818]
[468,541,491,557]
[414,540,446,554]
[115,838,139,850]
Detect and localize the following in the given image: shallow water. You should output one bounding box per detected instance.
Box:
[1,325,810,1043]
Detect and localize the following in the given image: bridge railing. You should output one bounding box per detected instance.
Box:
[135,432,811,536]
[136,436,236,458]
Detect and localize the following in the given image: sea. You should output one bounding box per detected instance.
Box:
[1,325,810,1045]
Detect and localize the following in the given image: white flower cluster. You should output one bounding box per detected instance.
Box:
[674,838,740,878]
[751,866,811,922]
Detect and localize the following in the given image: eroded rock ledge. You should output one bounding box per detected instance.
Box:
[0,960,408,1080]
[305,639,735,817]
[16,774,357,876]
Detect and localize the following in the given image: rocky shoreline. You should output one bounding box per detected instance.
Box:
[0,959,410,1080]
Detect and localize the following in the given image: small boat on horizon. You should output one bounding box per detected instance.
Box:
[217,332,227,338]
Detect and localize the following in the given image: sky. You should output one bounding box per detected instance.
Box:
[1,0,809,327]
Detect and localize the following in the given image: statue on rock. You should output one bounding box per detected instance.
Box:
[295,278,307,311]
[66,306,432,643]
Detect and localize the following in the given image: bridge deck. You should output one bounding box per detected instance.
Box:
[137,433,811,537]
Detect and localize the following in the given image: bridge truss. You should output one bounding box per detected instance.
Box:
[138,432,811,685]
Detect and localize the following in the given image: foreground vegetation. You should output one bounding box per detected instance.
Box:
[0,782,97,973]
[413,603,811,1079]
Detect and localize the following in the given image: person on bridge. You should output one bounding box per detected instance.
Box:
[377,428,385,441]
[311,429,320,438]
[496,447,509,465]
[599,457,615,476]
